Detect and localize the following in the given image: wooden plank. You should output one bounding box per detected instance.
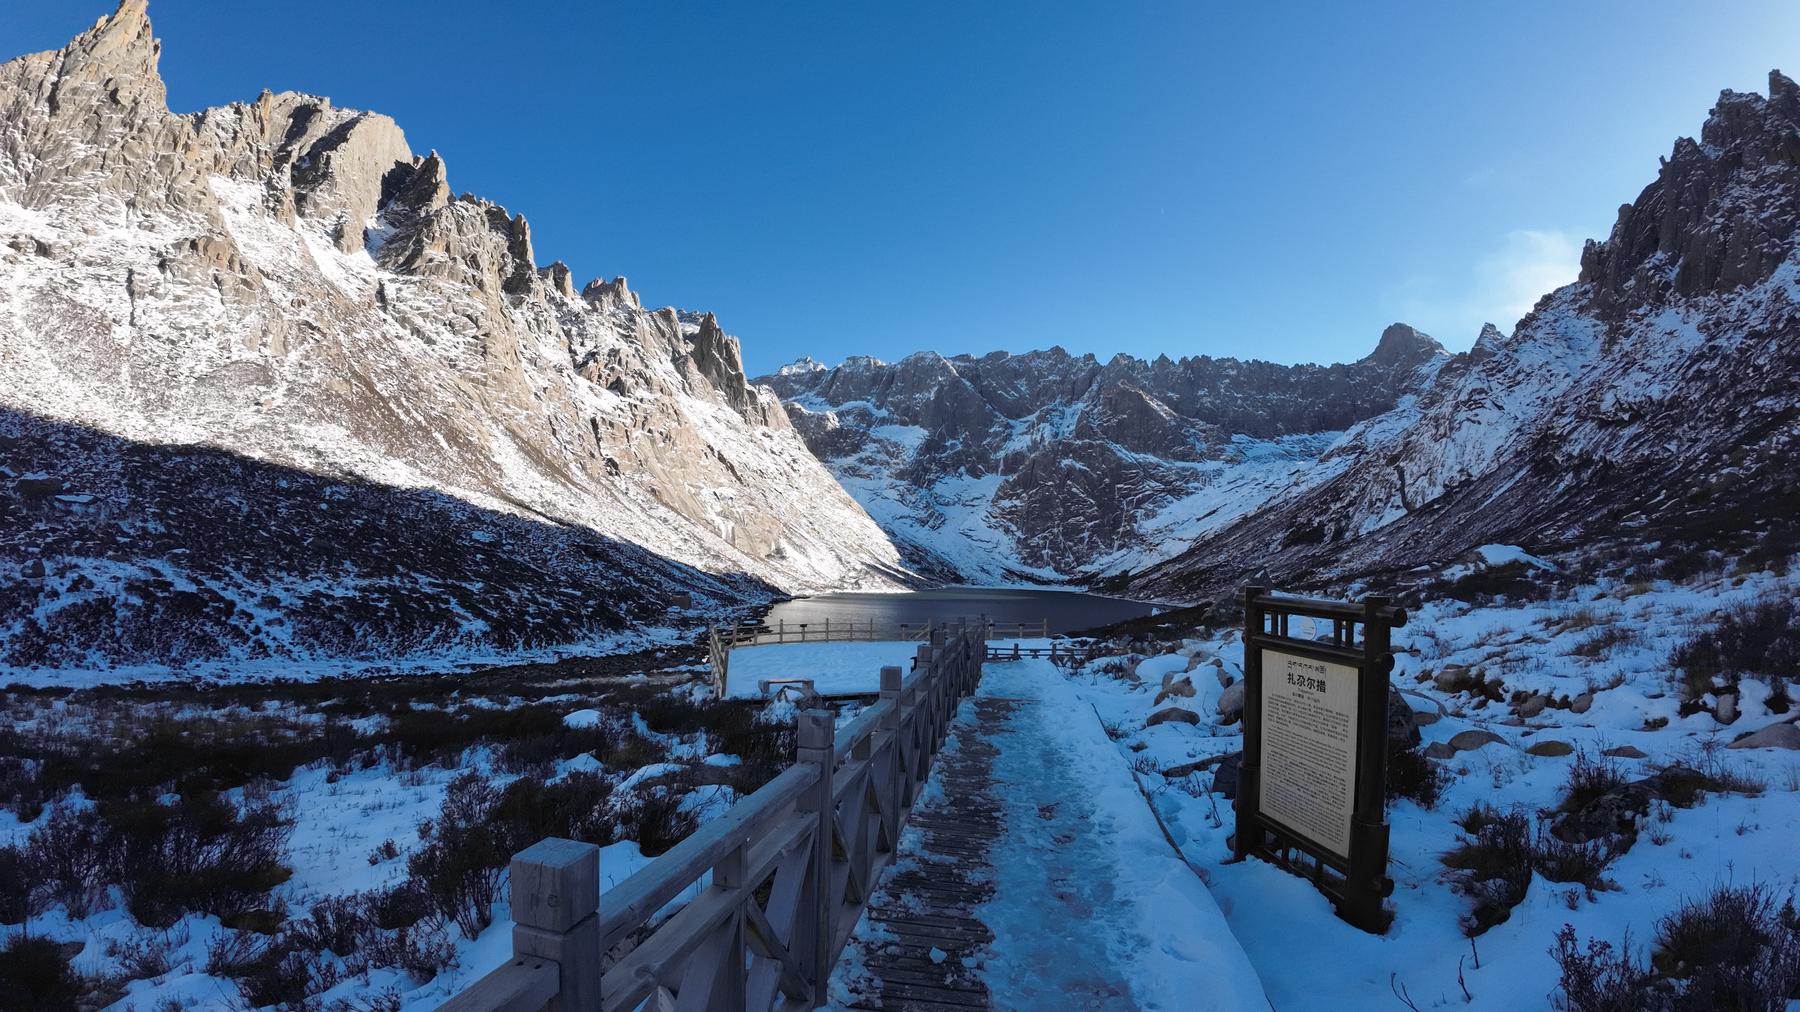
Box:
[836,696,1022,1011]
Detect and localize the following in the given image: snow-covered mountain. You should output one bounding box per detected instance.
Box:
[757,326,1448,583]
[0,2,904,672]
[1125,70,1800,604]
[763,71,1800,605]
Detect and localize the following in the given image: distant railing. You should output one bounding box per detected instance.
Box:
[443,620,988,1012]
[984,639,1079,665]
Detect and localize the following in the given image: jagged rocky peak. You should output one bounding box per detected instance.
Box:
[2,1,565,298]
[1365,322,1445,366]
[777,356,830,376]
[583,275,642,310]
[1580,68,1800,312]
[683,311,769,422]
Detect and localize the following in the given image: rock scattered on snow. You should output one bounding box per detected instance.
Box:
[1553,767,1709,843]
[1525,740,1574,757]
[1387,688,1421,748]
[1727,719,1800,750]
[1216,682,1245,722]
[1714,693,1739,725]
[1153,676,1196,706]
[1161,754,1231,779]
[1447,729,1507,752]
[1147,706,1202,728]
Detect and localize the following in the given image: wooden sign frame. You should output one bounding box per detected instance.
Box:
[1231,587,1407,933]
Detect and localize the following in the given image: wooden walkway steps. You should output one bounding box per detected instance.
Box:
[838,696,1021,1010]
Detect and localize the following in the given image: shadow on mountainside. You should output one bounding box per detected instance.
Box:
[0,406,775,673]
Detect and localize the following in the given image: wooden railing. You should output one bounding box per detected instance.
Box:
[983,619,1050,640]
[443,620,987,1012]
[984,639,1077,665]
[713,617,932,650]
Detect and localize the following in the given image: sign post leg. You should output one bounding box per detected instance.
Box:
[1344,594,1395,932]
[1232,586,1266,862]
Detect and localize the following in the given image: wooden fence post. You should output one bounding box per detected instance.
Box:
[879,666,903,840]
[796,709,836,1008]
[713,840,748,1010]
[508,837,600,1012]
[954,621,969,696]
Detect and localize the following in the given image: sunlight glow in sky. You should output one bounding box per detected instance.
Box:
[4,1,1797,373]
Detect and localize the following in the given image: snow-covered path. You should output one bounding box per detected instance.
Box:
[833,658,1269,1010]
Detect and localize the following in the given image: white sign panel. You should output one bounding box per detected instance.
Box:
[1258,648,1360,860]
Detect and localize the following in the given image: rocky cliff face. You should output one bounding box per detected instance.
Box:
[0,2,904,673]
[1125,71,1800,605]
[758,328,1447,582]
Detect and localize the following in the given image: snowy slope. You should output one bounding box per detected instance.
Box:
[0,2,906,672]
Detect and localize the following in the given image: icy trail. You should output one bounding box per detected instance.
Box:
[833,658,1268,1010]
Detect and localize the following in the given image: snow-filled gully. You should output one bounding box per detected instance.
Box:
[832,658,1269,1010]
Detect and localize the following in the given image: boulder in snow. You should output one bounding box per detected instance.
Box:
[1447,729,1507,752]
[1216,681,1245,722]
[1147,706,1202,728]
[1714,693,1739,725]
[1728,720,1800,750]
[1153,676,1197,706]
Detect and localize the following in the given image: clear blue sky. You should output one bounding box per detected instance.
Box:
[5,2,1796,374]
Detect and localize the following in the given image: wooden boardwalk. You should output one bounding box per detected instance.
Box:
[839,697,1020,1010]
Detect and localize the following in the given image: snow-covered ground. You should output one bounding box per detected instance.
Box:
[0,623,694,689]
[723,641,929,698]
[0,656,798,1010]
[723,635,1078,699]
[1031,562,1800,1009]
[990,659,1265,1009]
[7,554,1796,1009]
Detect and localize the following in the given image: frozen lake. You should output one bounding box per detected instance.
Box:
[760,587,1156,636]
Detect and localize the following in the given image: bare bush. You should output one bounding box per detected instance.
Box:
[25,804,111,918]
[104,790,293,927]
[1552,883,1800,1011]
[1671,595,1800,701]
[1653,884,1800,1008]
[1386,743,1450,809]
[405,772,506,938]
[1445,805,1534,935]
[1551,924,1664,1011]
[1562,748,1629,813]
[0,934,83,1010]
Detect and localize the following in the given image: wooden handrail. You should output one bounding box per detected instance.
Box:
[447,619,988,1011]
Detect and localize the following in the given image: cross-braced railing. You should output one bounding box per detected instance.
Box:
[444,620,987,1012]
